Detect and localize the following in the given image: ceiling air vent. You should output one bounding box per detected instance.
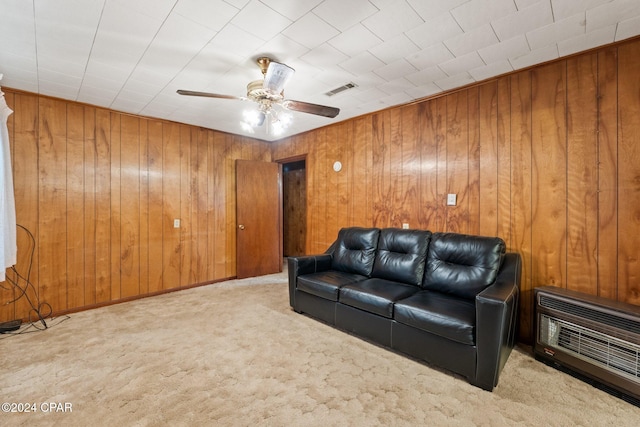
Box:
[325,82,358,97]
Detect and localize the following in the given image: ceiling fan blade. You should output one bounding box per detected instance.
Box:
[177,89,243,100]
[282,100,340,118]
[263,61,294,94]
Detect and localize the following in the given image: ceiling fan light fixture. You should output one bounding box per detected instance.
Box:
[240,121,255,134]
[263,61,295,95]
[270,110,292,136]
[178,55,339,137]
[242,109,265,128]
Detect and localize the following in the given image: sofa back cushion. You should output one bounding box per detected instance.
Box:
[371,228,431,286]
[331,227,380,276]
[423,232,505,299]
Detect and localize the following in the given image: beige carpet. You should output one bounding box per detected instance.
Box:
[1,270,639,427]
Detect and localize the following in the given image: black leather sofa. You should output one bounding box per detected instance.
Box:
[288,227,521,391]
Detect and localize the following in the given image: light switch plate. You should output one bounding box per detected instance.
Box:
[447,194,457,206]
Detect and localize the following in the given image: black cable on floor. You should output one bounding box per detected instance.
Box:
[1,224,69,337]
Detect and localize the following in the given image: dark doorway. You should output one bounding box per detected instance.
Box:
[282,159,306,257]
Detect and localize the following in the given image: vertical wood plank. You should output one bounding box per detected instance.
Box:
[147,120,164,292]
[305,133,318,254]
[314,129,328,252]
[180,125,191,287]
[10,93,40,319]
[596,48,618,300]
[434,97,448,232]
[38,97,67,312]
[566,53,599,294]
[337,122,353,227]
[418,100,439,230]
[467,87,481,236]
[353,116,372,226]
[389,108,403,228]
[208,131,219,278]
[206,130,214,278]
[110,113,122,300]
[94,109,111,303]
[510,72,533,341]
[212,132,226,279]
[83,107,97,305]
[402,105,419,228]
[325,126,339,237]
[139,119,150,295]
[162,122,181,288]
[445,91,469,233]
[66,104,85,308]
[478,82,499,237]
[195,128,208,283]
[531,62,567,288]
[283,168,306,256]
[225,135,240,277]
[372,111,391,228]
[496,77,512,245]
[120,115,140,298]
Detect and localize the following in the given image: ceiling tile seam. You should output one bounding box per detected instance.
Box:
[174,5,241,34]
[447,8,466,39]
[256,0,327,37]
[325,25,382,61]
[107,0,181,111]
[142,6,247,113]
[613,22,622,41]
[306,0,382,35]
[330,30,426,81]
[436,34,458,78]
[478,21,502,67]
[423,9,470,73]
[304,9,362,41]
[549,0,557,23]
[77,0,108,102]
[403,0,423,22]
[258,0,298,21]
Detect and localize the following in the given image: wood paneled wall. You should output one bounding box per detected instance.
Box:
[1,92,270,321]
[272,38,640,342]
[2,37,639,342]
[283,168,306,256]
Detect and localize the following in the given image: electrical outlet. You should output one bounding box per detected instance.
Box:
[402,223,409,229]
[447,194,457,206]
[173,219,180,228]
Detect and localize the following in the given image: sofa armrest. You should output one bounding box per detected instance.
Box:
[474,252,521,391]
[287,254,333,308]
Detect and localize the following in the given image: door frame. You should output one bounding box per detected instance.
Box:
[276,154,308,257]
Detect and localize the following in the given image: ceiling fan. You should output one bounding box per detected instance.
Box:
[177,57,340,129]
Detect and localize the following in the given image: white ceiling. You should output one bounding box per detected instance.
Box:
[1,0,639,141]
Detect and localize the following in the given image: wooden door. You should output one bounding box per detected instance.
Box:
[236,160,282,279]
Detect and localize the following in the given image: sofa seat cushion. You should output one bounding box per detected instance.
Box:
[297,271,368,301]
[339,278,420,318]
[394,291,476,345]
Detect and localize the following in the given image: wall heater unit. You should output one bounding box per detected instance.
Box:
[534,286,640,405]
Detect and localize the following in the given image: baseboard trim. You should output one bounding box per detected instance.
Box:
[42,276,237,320]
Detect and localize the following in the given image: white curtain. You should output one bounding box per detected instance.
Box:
[0,74,17,282]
